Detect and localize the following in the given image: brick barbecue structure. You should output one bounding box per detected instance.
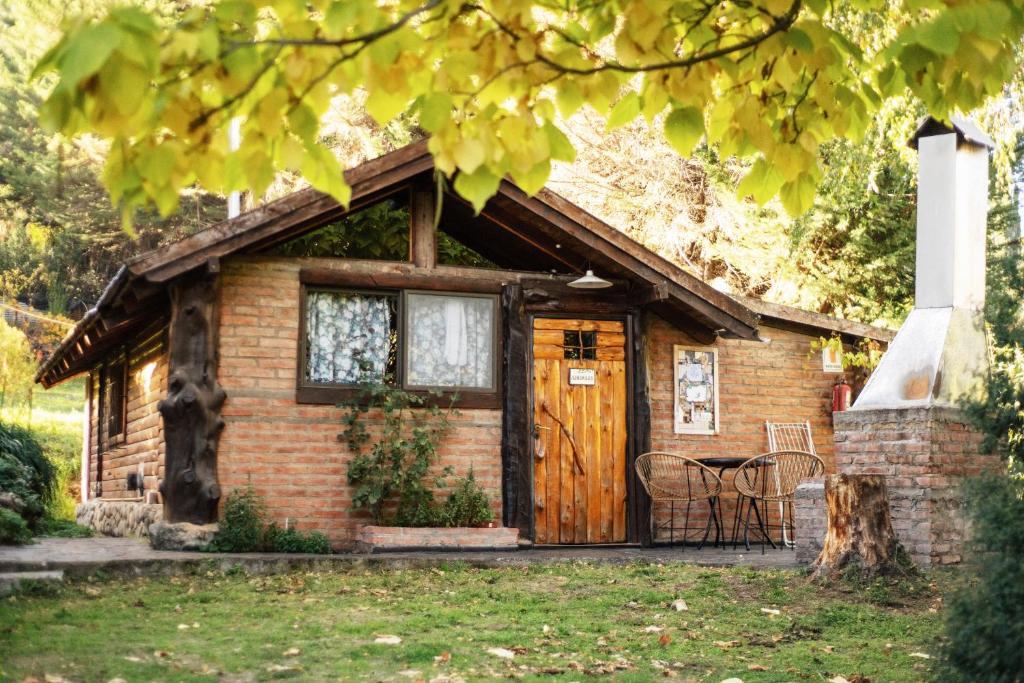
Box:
[828,117,1001,568]
[37,141,890,550]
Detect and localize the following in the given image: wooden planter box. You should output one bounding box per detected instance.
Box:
[355,525,519,553]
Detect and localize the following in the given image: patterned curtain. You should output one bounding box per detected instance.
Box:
[305,291,394,384]
[406,293,494,389]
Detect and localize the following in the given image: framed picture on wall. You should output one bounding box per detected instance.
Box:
[673,345,719,435]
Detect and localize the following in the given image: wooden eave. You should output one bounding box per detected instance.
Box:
[736,296,894,344]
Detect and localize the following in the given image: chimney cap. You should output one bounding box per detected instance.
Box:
[908,115,994,151]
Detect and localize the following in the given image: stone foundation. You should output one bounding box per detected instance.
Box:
[355,525,519,553]
[794,478,826,565]
[833,407,998,567]
[76,500,163,538]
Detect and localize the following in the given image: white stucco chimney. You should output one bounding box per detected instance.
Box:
[851,116,993,410]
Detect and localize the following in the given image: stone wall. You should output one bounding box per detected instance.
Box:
[76,500,163,538]
[794,478,826,564]
[833,406,998,567]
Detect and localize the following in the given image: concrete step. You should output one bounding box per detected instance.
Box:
[0,570,64,596]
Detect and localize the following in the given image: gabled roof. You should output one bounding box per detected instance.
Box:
[37,140,890,386]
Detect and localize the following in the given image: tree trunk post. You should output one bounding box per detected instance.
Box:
[158,268,226,524]
[810,473,909,581]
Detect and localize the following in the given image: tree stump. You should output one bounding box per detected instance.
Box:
[158,270,226,524]
[810,473,909,580]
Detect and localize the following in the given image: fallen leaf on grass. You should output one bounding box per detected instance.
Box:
[122,656,142,663]
[398,670,422,678]
[375,635,402,645]
[828,677,850,683]
[670,599,688,612]
[659,634,672,647]
[44,676,68,683]
[748,664,769,671]
[283,647,302,656]
[720,678,744,683]
[760,607,781,616]
[266,664,302,673]
[909,652,931,659]
[433,652,451,665]
[107,678,127,683]
[643,625,664,633]
[542,624,551,634]
[486,647,515,660]
[713,640,740,649]
[153,651,171,659]
[823,645,835,653]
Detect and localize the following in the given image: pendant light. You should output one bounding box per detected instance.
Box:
[568,269,612,289]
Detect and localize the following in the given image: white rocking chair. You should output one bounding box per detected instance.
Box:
[765,421,816,547]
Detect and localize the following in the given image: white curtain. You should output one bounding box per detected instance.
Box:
[407,293,493,388]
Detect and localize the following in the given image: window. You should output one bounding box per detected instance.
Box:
[301,288,498,398]
[404,292,496,390]
[563,330,597,360]
[100,355,127,446]
[304,290,398,385]
[271,195,411,261]
[673,345,719,435]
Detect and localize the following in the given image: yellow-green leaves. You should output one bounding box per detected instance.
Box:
[454,165,501,213]
[664,107,704,157]
[32,0,1024,226]
[606,92,641,130]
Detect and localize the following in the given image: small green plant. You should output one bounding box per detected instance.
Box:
[37,517,94,538]
[437,468,494,527]
[0,507,31,545]
[340,378,456,526]
[206,486,332,554]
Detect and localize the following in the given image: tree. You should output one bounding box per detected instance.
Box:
[0,319,36,411]
[0,0,224,311]
[32,0,1024,225]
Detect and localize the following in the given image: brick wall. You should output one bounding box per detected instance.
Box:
[216,257,503,549]
[646,315,845,544]
[833,407,999,567]
[88,330,167,500]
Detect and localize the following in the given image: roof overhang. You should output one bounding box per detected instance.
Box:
[48,139,881,385]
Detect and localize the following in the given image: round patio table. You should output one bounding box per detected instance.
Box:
[696,457,753,549]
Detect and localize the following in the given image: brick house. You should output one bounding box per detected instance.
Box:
[37,141,890,549]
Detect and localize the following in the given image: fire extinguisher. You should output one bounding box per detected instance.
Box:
[832,377,852,412]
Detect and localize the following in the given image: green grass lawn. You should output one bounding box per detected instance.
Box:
[0,562,946,682]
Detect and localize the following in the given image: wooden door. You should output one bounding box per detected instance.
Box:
[532,318,627,544]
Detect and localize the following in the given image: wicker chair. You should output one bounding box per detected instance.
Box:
[732,450,825,552]
[635,452,724,550]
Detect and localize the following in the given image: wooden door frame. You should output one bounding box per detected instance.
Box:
[523,311,645,545]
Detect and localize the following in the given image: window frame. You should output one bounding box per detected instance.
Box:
[296,284,502,408]
[401,289,500,394]
[99,351,128,451]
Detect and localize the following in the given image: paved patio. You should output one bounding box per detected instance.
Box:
[0,537,800,578]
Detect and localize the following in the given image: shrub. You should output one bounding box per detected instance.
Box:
[341,379,456,526]
[938,474,1024,681]
[206,486,266,553]
[206,487,332,554]
[0,421,55,528]
[264,523,331,554]
[0,507,31,545]
[437,468,494,527]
